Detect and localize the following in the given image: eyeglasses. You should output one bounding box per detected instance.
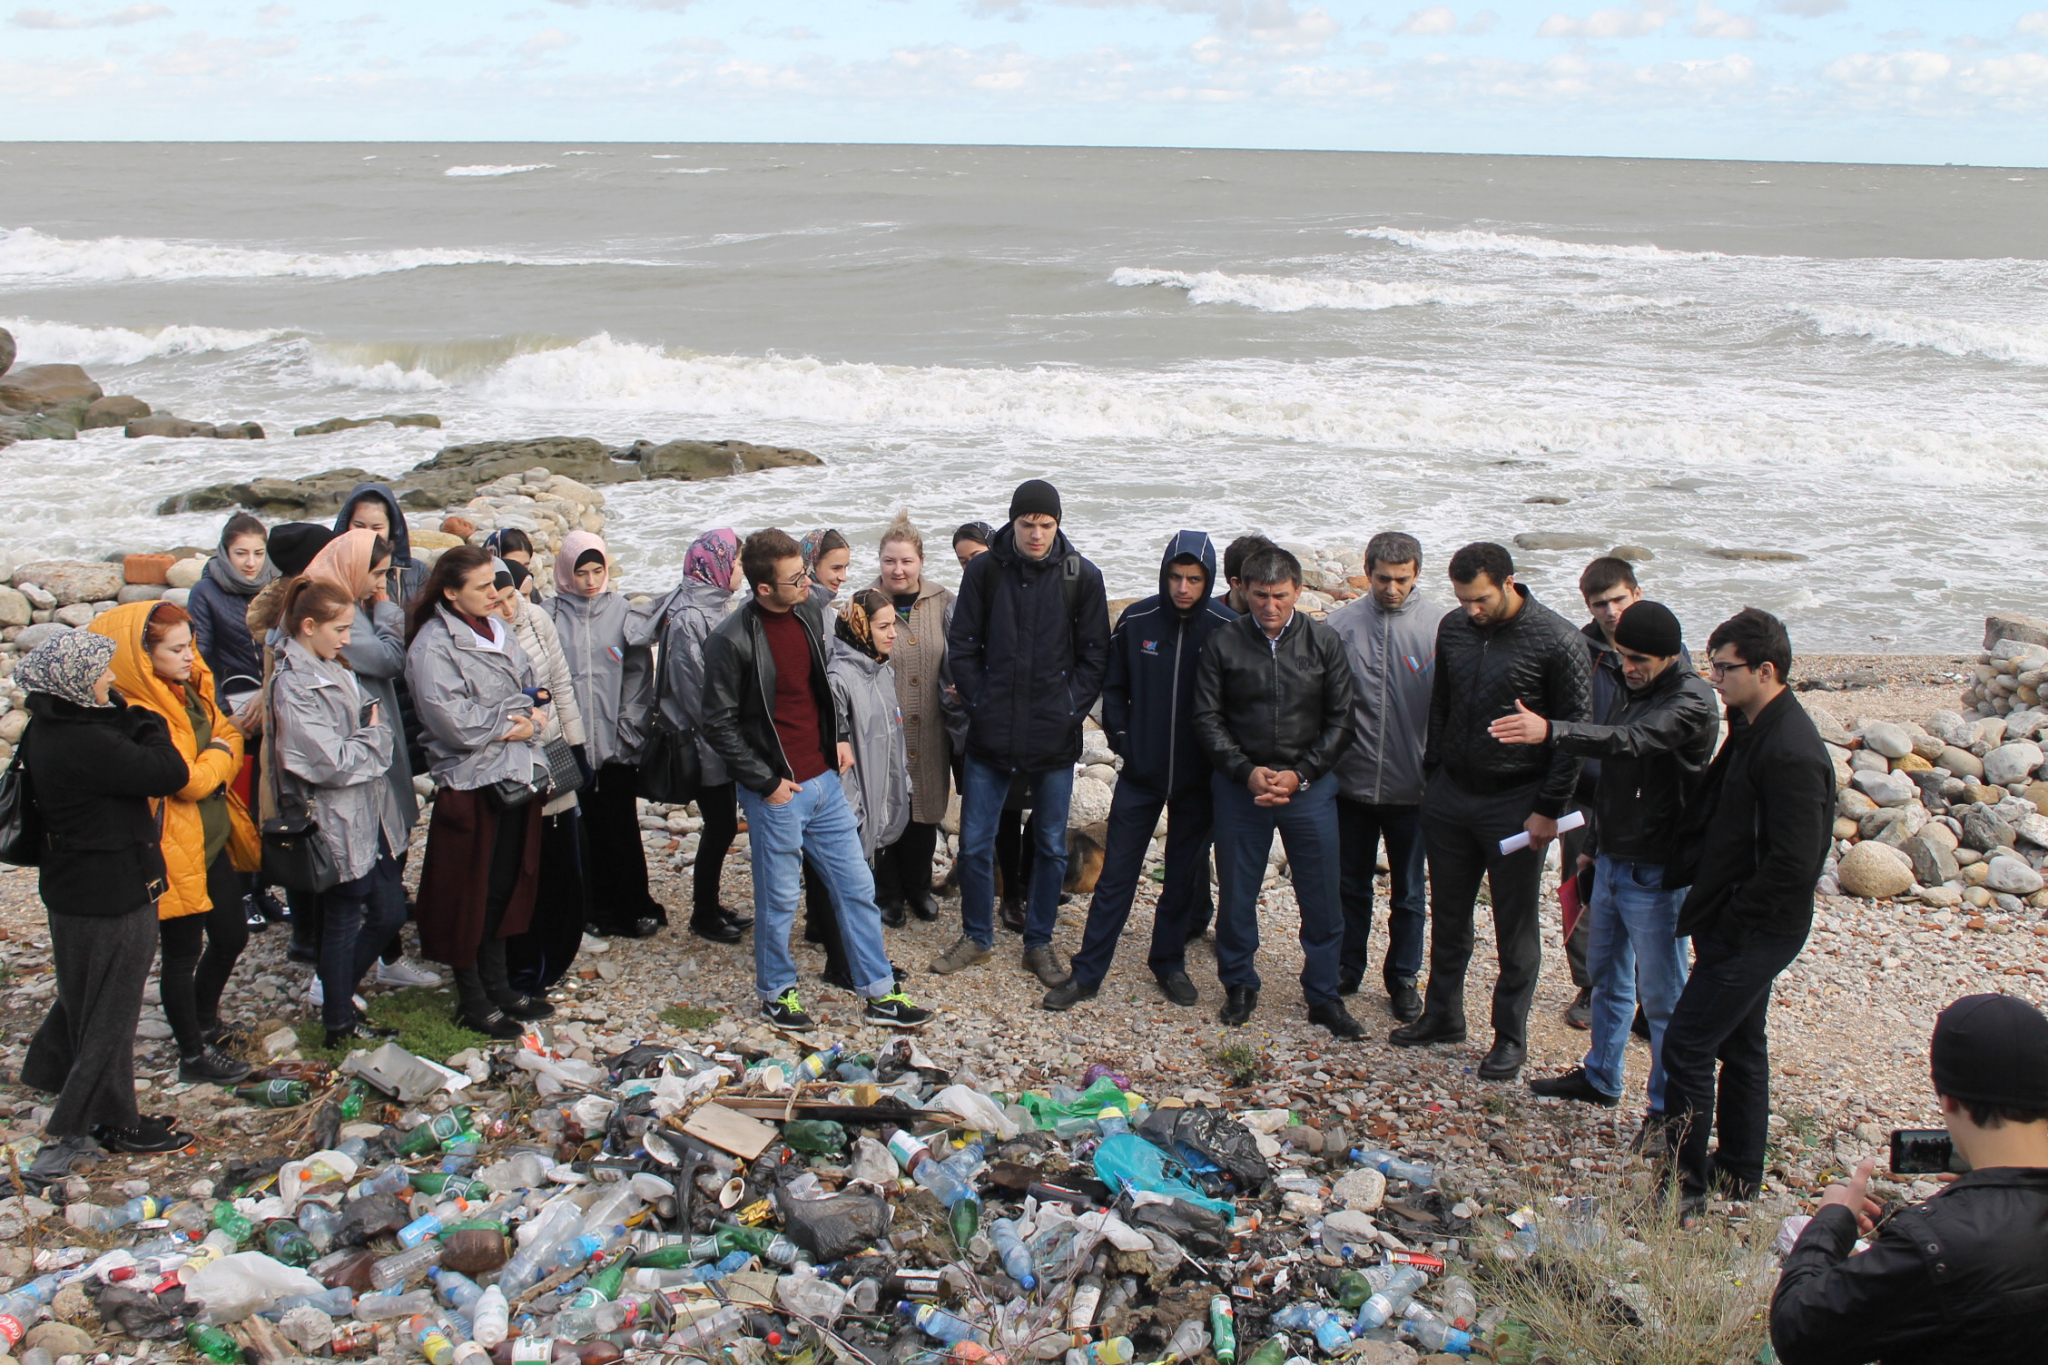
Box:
[1707,660,1756,679]
[778,574,809,588]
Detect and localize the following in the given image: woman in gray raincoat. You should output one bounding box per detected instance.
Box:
[823,589,912,989]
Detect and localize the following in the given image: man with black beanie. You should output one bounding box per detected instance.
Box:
[1771,993,2048,1363]
[940,479,1111,988]
[1490,600,1717,1131]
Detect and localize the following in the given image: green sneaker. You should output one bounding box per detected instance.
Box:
[760,988,814,1031]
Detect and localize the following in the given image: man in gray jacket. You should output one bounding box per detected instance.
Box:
[1324,532,1448,1026]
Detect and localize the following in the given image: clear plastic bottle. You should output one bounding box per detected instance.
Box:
[1095,1108,1130,1137]
[1270,1303,1352,1354]
[1162,1320,1208,1364]
[577,1187,643,1236]
[1349,1148,1435,1188]
[370,1244,444,1291]
[797,1044,843,1080]
[665,1305,744,1351]
[296,1202,344,1253]
[471,1286,510,1349]
[431,1267,486,1311]
[1353,1266,1429,1333]
[1068,1275,1103,1332]
[0,1290,42,1349]
[1029,1222,1083,1280]
[775,1267,848,1323]
[991,1219,1037,1290]
[354,1288,435,1322]
[1439,1276,1478,1331]
[1406,1320,1473,1356]
[275,1285,355,1316]
[903,1302,982,1346]
[359,1165,415,1199]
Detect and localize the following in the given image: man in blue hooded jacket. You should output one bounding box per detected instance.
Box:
[1041,532,1235,1012]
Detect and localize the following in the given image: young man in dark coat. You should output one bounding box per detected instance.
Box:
[1659,606,1833,1210]
[937,480,1111,987]
[1041,530,1234,1012]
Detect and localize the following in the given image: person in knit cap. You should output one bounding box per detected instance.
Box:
[937,479,1110,987]
[1490,599,1718,1134]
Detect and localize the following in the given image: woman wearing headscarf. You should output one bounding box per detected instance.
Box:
[18,632,195,1176]
[405,547,548,1039]
[546,531,662,940]
[91,601,261,1087]
[627,529,751,944]
[497,556,588,996]
[485,530,542,601]
[828,590,913,962]
[871,513,958,925]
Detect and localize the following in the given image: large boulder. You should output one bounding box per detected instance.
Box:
[293,413,441,436]
[0,412,78,444]
[14,560,124,606]
[0,587,29,629]
[0,325,13,377]
[0,363,101,413]
[1962,806,2015,853]
[1984,742,2044,786]
[1837,841,1914,899]
[81,395,150,430]
[1067,775,1115,829]
[1903,833,1959,887]
[1983,856,2045,896]
[1852,770,1916,807]
[126,415,218,439]
[13,622,72,652]
[1940,746,1985,779]
[1512,532,1606,552]
[1985,613,2048,651]
[1860,722,1913,760]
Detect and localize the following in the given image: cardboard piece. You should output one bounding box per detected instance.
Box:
[679,1103,779,1160]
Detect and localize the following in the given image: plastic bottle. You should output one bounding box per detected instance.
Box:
[413,1316,456,1365]
[0,1291,41,1350]
[1161,1320,1208,1365]
[887,1129,932,1171]
[1068,1275,1103,1332]
[990,1219,1037,1290]
[1208,1298,1236,1365]
[263,1219,317,1268]
[1029,1222,1083,1279]
[1084,1340,1134,1365]
[399,1109,476,1157]
[358,1164,415,1199]
[370,1244,444,1291]
[949,1197,980,1251]
[234,1079,310,1108]
[1241,1338,1289,1365]
[470,1286,510,1349]
[1406,1320,1474,1356]
[776,1267,848,1323]
[709,1222,797,1266]
[414,1173,492,1201]
[1354,1267,1429,1334]
[1350,1148,1435,1188]
[68,1196,163,1232]
[903,1302,983,1346]
[797,1045,843,1080]
[1095,1108,1130,1137]
[275,1285,355,1317]
[354,1289,436,1322]
[543,1227,621,1276]
[432,1267,486,1312]
[296,1202,343,1252]
[1271,1304,1352,1355]
[1438,1276,1478,1331]
[665,1304,744,1351]
[454,1342,491,1365]
[399,1209,456,1249]
[187,1323,241,1364]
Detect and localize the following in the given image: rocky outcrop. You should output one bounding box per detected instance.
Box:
[81,396,151,430]
[0,364,102,414]
[125,415,265,440]
[0,326,14,377]
[159,434,822,516]
[292,413,442,437]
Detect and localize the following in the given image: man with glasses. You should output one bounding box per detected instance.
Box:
[1489,600,1717,1143]
[1656,607,1832,1215]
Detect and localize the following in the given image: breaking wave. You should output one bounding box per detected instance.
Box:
[1802,305,2048,367]
[1352,226,1729,262]
[1110,266,1497,312]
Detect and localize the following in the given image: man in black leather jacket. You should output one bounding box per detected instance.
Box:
[1489,600,1718,1126]
[1391,542,1591,1080]
[1191,545,1359,1037]
[1771,993,2048,1364]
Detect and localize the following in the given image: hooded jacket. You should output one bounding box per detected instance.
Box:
[545,590,653,770]
[22,692,188,918]
[947,523,1111,774]
[187,547,270,707]
[90,602,261,920]
[1326,587,1451,806]
[1101,531,1236,796]
[1424,584,1592,818]
[1545,660,1719,866]
[629,577,734,788]
[332,483,425,608]
[867,574,958,826]
[271,638,407,882]
[404,606,547,792]
[1192,609,1355,786]
[700,594,839,797]
[337,599,419,833]
[1574,620,1696,802]
[828,637,911,860]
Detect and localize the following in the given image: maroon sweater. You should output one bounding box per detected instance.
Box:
[760,608,828,783]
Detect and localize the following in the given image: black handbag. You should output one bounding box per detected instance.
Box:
[637,633,703,805]
[258,662,342,894]
[541,732,583,799]
[0,735,44,867]
[485,758,552,813]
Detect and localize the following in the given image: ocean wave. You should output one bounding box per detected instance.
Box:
[0,225,586,284]
[306,333,583,391]
[1353,226,1727,262]
[1110,266,1496,312]
[659,167,727,175]
[444,164,553,177]
[0,316,288,367]
[1802,306,2048,367]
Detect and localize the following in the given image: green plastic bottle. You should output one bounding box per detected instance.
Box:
[234,1080,310,1109]
[263,1218,317,1268]
[399,1109,475,1156]
[782,1120,847,1156]
[948,1195,980,1251]
[1335,1268,1373,1310]
[411,1173,490,1201]
[1209,1297,1236,1365]
[712,1222,798,1265]
[187,1323,242,1364]
[1242,1336,1288,1365]
[210,1201,254,1245]
[339,1081,367,1121]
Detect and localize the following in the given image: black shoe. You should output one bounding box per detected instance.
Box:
[257,888,290,923]
[1218,986,1259,1026]
[1022,944,1067,988]
[455,1008,525,1041]
[1478,1038,1526,1081]
[1565,987,1593,1030]
[1630,1111,1669,1156]
[908,891,939,923]
[998,895,1027,934]
[325,1022,400,1048]
[715,904,754,932]
[243,896,271,931]
[879,899,907,929]
[94,1117,194,1155]
[1527,1066,1620,1108]
[1039,978,1099,1012]
[497,992,555,1021]
[1155,970,1199,1007]
[863,991,931,1029]
[1308,1001,1364,1040]
[178,1046,253,1086]
[1336,977,1361,997]
[198,1019,245,1049]
[761,989,815,1032]
[1386,982,1423,1024]
[1390,1011,1467,1047]
[629,916,662,939]
[1631,1006,1652,1041]
[690,916,744,945]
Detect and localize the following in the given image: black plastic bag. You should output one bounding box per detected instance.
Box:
[89,1282,187,1339]
[777,1188,891,1262]
[1126,1197,1229,1257]
[338,1191,411,1245]
[1136,1105,1271,1191]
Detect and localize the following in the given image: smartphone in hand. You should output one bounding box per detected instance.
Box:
[1890,1128,1970,1175]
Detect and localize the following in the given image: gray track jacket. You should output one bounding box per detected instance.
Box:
[828,638,911,862]
[1326,589,1450,806]
[547,590,653,771]
[339,599,419,833]
[628,578,734,787]
[273,638,407,881]
[405,608,546,792]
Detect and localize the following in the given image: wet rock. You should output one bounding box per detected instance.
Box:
[293,412,442,436]
[1512,532,1605,552]
[1608,544,1654,562]
[0,363,102,413]
[0,325,13,376]
[80,396,150,430]
[126,415,218,439]
[14,560,123,606]
[1704,547,1808,562]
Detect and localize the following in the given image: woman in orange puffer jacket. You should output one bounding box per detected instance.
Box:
[92,601,261,1086]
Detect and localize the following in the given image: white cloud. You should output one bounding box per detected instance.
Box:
[1537,2,1673,40]
[1396,5,1457,35]
[254,3,290,24]
[1463,9,1497,33]
[515,25,573,57]
[2018,12,2048,36]
[9,4,170,28]
[1764,0,1843,14]
[1690,1,1755,40]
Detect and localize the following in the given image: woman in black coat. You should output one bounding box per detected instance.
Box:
[16,630,194,1178]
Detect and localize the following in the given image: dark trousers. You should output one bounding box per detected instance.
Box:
[1069,779,1213,988]
[508,808,588,991]
[1336,799,1427,992]
[1561,807,1592,989]
[582,763,665,932]
[995,808,1035,901]
[455,801,534,1018]
[1662,927,1806,1198]
[158,850,249,1055]
[874,821,940,908]
[1419,775,1544,1046]
[692,782,739,921]
[317,837,408,1031]
[1210,772,1343,1005]
[24,904,157,1137]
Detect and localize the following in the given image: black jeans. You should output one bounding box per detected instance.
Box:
[1662,927,1806,1198]
[1337,799,1427,993]
[1419,775,1545,1046]
[692,782,740,921]
[158,850,250,1055]
[582,763,664,932]
[1068,779,1213,988]
[873,821,940,908]
[317,836,408,1031]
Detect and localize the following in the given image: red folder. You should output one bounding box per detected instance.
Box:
[1560,863,1593,942]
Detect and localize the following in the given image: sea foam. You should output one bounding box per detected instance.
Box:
[1110,266,1497,311]
[1353,226,1728,262]
[444,164,554,177]
[0,316,287,367]
[1802,305,2048,367]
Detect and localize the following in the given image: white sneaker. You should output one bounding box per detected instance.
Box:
[376,959,444,988]
[305,978,367,1012]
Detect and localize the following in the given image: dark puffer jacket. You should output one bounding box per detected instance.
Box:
[947,524,1111,774]
[21,693,189,918]
[699,596,839,798]
[1546,661,1719,867]
[1192,610,1354,786]
[1424,585,1591,817]
[1101,531,1236,797]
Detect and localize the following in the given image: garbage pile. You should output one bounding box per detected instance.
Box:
[6,1033,1566,1365]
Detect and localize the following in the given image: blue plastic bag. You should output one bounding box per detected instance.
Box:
[1090,1134,1236,1220]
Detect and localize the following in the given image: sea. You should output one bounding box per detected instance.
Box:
[3,143,2044,652]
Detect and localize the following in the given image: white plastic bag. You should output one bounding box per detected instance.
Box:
[930,1084,1019,1140]
[188,1251,323,1324]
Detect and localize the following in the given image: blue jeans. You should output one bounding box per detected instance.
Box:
[1581,856,1689,1110]
[1210,772,1344,1005]
[737,778,894,1001]
[319,835,408,1032]
[1068,778,1213,988]
[1336,799,1427,991]
[958,754,1073,950]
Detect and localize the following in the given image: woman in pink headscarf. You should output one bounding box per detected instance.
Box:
[545,532,666,939]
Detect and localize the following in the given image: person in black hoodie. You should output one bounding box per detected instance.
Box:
[1659,606,1832,1210]
[1392,542,1591,1081]
[1042,531,1235,1013]
[937,480,1111,987]
[17,631,195,1178]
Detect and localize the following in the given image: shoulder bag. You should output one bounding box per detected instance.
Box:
[637,618,703,806]
[259,658,343,894]
[0,733,44,867]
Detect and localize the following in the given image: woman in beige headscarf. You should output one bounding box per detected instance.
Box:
[868,512,956,925]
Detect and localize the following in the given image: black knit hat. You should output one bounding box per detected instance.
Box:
[1008,479,1062,524]
[268,523,337,577]
[1613,599,1683,658]
[1932,993,2048,1109]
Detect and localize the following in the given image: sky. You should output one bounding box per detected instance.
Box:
[6,2,2048,164]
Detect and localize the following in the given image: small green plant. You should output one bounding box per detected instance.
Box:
[1215,1040,1265,1088]
[1481,1091,1513,1117]
[293,987,492,1066]
[658,1004,723,1032]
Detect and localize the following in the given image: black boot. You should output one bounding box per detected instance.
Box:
[452,966,523,1040]
[478,937,553,1020]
